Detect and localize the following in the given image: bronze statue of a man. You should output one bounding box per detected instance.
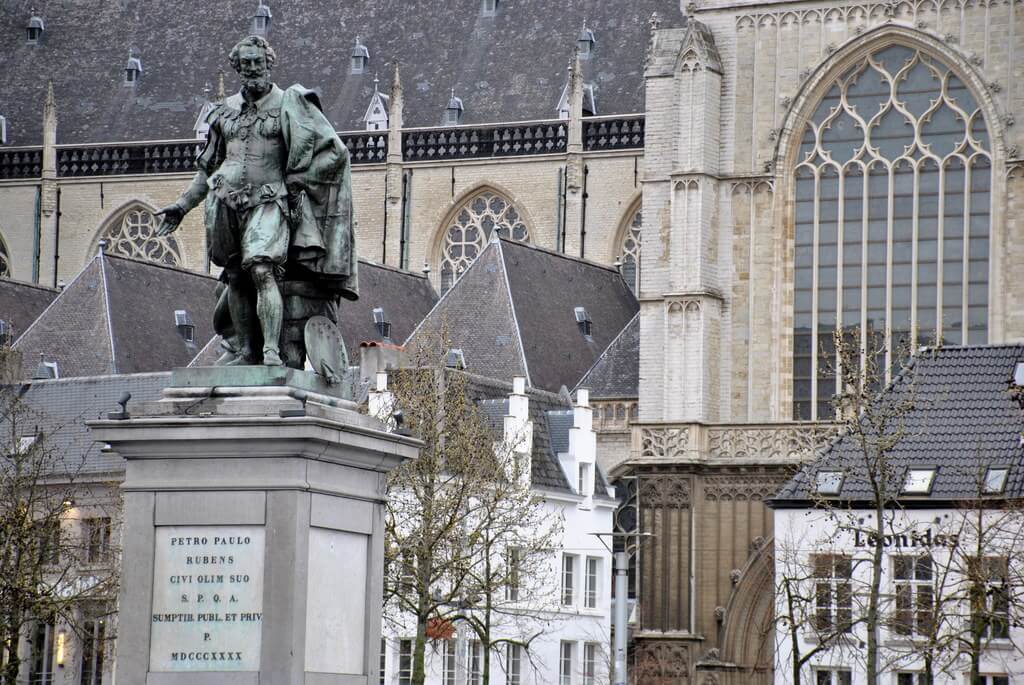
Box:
[158,35,357,372]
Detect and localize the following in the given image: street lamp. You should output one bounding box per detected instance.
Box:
[590,531,654,685]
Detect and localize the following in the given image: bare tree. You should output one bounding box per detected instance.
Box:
[445,423,563,685]
[0,349,119,685]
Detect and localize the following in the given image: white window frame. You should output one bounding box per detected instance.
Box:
[398,638,412,685]
[812,554,853,634]
[442,639,457,685]
[892,554,934,638]
[583,643,598,685]
[561,554,576,606]
[467,639,482,685]
[506,644,521,685]
[584,556,600,609]
[813,667,852,685]
[559,641,574,685]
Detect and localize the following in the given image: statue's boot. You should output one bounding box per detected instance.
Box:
[262,348,283,366]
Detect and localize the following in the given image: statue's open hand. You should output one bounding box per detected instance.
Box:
[154,205,184,236]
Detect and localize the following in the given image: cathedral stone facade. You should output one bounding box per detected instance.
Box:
[2,0,1023,683]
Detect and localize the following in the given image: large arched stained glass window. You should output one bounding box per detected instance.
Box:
[792,44,991,421]
[99,206,183,266]
[439,190,529,293]
[618,205,642,295]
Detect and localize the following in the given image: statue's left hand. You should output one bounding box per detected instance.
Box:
[155,205,184,236]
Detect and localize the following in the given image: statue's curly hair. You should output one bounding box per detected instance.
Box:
[228,35,277,72]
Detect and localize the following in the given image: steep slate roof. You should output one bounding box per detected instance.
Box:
[574,311,638,399]
[773,344,1024,506]
[0,0,682,145]
[13,253,219,378]
[338,261,437,348]
[405,236,639,394]
[6,372,171,476]
[0,278,59,340]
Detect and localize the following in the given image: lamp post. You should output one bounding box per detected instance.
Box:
[591,531,654,685]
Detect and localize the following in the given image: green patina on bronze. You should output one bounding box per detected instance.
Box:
[157,35,356,379]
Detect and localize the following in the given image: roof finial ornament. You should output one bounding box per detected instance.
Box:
[373,73,380,93]
[216,70,226,101]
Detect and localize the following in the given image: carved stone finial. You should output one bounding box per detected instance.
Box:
[989,81,1002,93]
[729,569,742,584]
[943,32,957,43]
[216,71,226,101]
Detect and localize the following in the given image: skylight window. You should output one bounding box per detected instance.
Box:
[815,470,844,496]
[983,467,1010,495]
[902,469,936,495]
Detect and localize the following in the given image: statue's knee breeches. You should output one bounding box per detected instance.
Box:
[249,262,278,289]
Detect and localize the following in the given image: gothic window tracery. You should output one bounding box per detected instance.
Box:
[0,235,10,277]
[439,190,529,293]
[618,205,642,294]
[99,207,183,266]
[792,44,991,420]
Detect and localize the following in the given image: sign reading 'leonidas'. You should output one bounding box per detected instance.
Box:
[150,526,265,672]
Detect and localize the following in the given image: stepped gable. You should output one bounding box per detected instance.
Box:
[773,344,1024,505]
[14,252,219,378]
[7,372,171,475]
[574,311,638,399]
[471,372,574,493]
[337,260,437,348]
[404,239,529,383]
[0,0,681,145]
[0,278,59,340]
[406,237,639,393]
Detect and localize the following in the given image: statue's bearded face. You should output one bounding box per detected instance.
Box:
[236,45,271,97]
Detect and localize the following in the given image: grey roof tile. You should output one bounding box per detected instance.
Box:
[574,311,638,399]
[0,278,58,341]
[6,372,171,476]
[773,344,1024,505]
[0,1,682,145]
[408,238,638,394]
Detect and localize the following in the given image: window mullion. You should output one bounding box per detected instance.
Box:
[885,162,895,383]
[860,169,869,377]
[962,160,972,343]
[910,160,921,348]
[936,164,945,344]
[835,168,845,403]
[811,169,821,421]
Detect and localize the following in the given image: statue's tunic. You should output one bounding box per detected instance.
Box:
[200,85,290,272]
[177,83,359,299]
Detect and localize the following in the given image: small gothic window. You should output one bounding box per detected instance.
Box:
[439,191,529,293]
[618,206,642,294]
[0,234,10,277]
[99,207,183,266]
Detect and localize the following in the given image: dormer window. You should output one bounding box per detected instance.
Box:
[574,306,592,337]
[362,77,390,131]
[578,462,593,497]
[815,470,844,496]
[443,90,464,126]
[351,38,370,74]
[174,309,195,344]
[446,348,466,369]
[481,0,498,16]
[0,320,12,346]
[983,467,1010,495]
[577,23,596,58]
[251,1,272,35]
[26,14,44,43]
[124,54,143,85]
[0,115,7,146]
[902,468,936,495]
[372,307,391,341]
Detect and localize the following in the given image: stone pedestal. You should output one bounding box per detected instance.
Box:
[90,368,419,685]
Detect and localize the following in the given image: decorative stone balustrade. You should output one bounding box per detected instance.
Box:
[0,147,43,179]
[631,422,836,462]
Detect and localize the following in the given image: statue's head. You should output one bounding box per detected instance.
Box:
[229,36,276,96]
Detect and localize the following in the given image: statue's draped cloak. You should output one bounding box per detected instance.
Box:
[200,84,359,301]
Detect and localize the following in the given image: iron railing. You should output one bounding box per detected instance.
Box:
[0,114,644,179]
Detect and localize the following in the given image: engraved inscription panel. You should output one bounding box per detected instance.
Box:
[150,526,265,672]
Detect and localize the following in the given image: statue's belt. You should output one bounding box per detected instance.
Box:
[209,178,287,211]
